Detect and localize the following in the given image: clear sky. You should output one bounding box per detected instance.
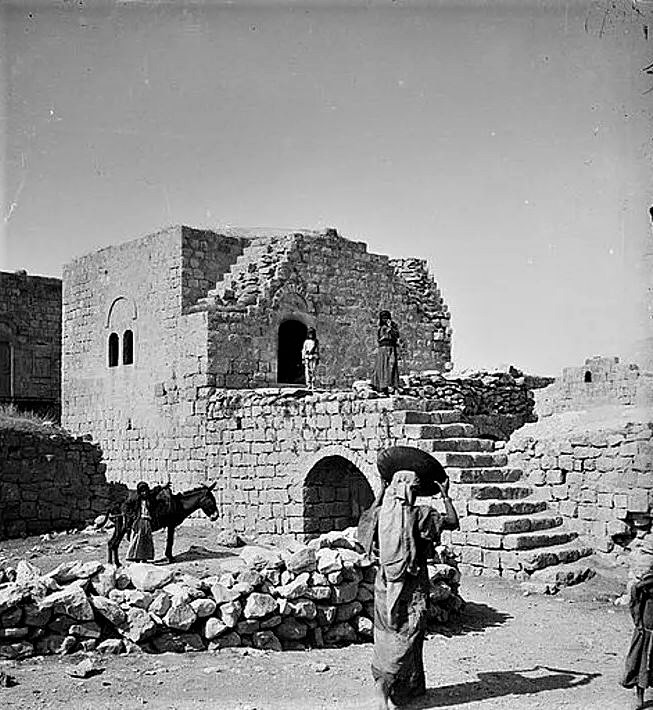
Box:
[1,0,652,375]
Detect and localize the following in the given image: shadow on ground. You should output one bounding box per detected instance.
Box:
[406,665,601,708]
[431,601,512,638]
[159,545,237,564]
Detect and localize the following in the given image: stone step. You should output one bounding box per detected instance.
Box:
[524,561,596,593]
[468,483,532,501]
[391,398,452,411]
[403,423,477,438]
[501,529,578,551]
[434,452,509,469]
[394,411,433,424]
[476,512,563,534]
[504,542,594,574]
[427,438,495,453]
[449,467,523,484]
[467,499,548,516]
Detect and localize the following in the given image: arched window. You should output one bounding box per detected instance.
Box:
[108,333,119,367]
[123,330,134,365]
[584,370,592,383]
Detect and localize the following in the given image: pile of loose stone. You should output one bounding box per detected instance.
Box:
[0,529,463,659]
[401,369,542,418]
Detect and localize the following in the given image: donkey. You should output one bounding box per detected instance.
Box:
[105,483,219,566]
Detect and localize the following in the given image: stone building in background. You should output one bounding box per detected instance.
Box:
[0,270,62,419]
[534,355,653,417]
[62,225,452,489]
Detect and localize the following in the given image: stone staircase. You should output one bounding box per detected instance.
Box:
[391,399,595,592]
[192,234,300,312]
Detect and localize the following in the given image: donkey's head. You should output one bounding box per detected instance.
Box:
[199,482,219,521]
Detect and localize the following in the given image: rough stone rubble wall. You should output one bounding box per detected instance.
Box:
[0,271,61,417]
[507,421,653,553]
[0,429,117,539]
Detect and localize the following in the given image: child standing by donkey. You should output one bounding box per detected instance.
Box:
[126,481,155,562]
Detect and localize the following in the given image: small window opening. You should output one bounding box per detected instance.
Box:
[108,333,119,367]
[584,370,592,383]
[123,330,134,365]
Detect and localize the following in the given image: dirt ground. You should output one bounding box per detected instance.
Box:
[0,524,643,710]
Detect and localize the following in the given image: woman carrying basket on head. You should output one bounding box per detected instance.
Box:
[358,446,460,709]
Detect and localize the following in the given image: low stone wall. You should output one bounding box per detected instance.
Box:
[400,369,553,439]
[0,529,463,659]
[0,428,120,539]
[507,415,653,554]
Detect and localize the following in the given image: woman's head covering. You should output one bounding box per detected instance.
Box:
[378,470,420,624]
[307,327,316,338]
[379,310,391,325]
[136,481,150,496]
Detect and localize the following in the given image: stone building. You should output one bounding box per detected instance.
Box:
[534,356,653,417]
[0,270,62,418]
[62,224,451,486]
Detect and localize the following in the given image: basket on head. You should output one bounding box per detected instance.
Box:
[376,446,447,497]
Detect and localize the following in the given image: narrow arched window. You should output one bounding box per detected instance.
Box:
[123,330,134,365]
[584,370,592,383]
[108,333,119,367]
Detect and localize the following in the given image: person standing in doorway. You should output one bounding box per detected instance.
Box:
[372,310,401,395]
[302,327,320,390]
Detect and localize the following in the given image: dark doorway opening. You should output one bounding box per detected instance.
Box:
[302,455,375,540]
[277,319,307,385]
[584,370,592,383]
[0,341,11,397]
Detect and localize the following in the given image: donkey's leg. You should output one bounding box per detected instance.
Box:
[108,516,120,565]
[113,519,127,567]
[165,526,175,563]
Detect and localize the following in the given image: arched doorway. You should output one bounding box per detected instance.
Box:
[277,319,307,385]
[302,455,375,540]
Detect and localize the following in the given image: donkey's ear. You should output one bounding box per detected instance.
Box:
[207,481,217,491]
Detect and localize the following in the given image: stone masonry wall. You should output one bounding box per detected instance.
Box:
[507,420,653,554]
[535,356,649,417]
[181,228,245,313]
[198,231,452,389]
[0,271,61,417]
[62,227,242,485]
[0,429,119,539]
[63,226,453,488]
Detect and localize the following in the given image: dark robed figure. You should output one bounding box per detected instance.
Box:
[359,447,460,709]
[372,310,401,394]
